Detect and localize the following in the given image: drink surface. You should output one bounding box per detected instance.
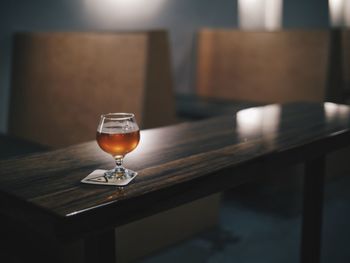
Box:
[96,129,140,156]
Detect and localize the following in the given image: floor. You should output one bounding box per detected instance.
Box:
[141,173,350,263]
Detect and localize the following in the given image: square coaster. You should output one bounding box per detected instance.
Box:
[81,169,137,186]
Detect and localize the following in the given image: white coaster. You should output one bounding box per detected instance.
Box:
[81,169,137,186]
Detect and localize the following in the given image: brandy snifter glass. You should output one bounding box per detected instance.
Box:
[96,113,140,181]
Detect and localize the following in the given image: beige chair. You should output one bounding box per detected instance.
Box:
[196,29,336,103]
[9,31,220,263]
[9,31,176,147]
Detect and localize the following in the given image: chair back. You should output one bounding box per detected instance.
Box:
[196,29,332,103]
[9,31,176,147]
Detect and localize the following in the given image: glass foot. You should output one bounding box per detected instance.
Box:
[81,169,138,186]
[104,168,138,182]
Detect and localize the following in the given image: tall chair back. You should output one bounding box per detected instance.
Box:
[9,31,176,147]
[196,29,332,103]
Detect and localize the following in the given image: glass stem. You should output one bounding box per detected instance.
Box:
[104,155,125,179]
[114,155,124,172]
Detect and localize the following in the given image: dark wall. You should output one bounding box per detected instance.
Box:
[0,0,329,133]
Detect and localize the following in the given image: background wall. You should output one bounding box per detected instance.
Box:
[0,0,329,133]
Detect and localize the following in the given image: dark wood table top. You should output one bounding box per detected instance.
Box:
[176,94,261,120]
[1,102,350,240]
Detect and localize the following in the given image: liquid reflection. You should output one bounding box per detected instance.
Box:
[324,102,350,123]
[236,105,281,147]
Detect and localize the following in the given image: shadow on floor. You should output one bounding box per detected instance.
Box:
[141,174,350,263]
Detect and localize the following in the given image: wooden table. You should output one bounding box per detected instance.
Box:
[1,102,350,263]
[175,94,261,120]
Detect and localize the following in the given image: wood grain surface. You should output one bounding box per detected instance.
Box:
[1,102,350,240]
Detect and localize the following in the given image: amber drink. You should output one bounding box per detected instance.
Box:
[96,130,140,157]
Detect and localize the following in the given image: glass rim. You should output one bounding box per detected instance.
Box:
[100,112,135,120]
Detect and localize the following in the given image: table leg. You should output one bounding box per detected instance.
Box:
[84,229,116,263]
[300,156,325,263]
